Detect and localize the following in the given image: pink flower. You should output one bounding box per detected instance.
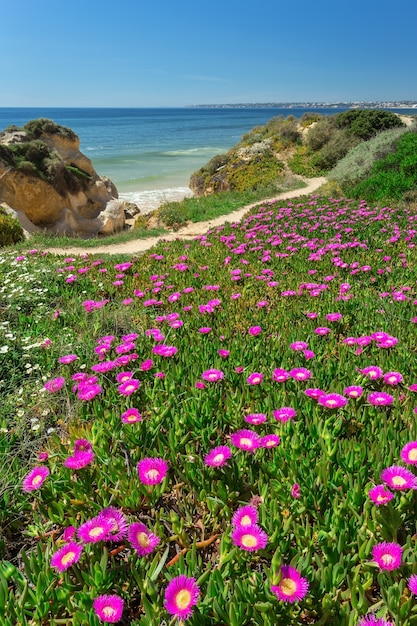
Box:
[201,369,224,382]
[93,594,124,623]
[367,391,394,406]
[248,326,262,336]
[230,429,261,452]
[400,441,417,465]
[204,445,232,467]
[271,565,309,603]
[383,371,403,385]
[360,366,383,380]
[272,368,290,382]
[78,516,113,543]
[344,385,363,398]
[273,407,297,422]
[231,524,268,551]
[290,341,308,351]
[58,354,78,365]
[261,434,281,448]
[118,379,140,397]
[128,522,160,556]
[289,367,311,381]
[51,542,83,572]
[232,505,259,528]
[291,483,301,498]
[371,541,402,570]
[164,575,200,621]
[44,377,66,393]
[408,574,417,596]
[381,465,417,490]
[245,412,267,425]
[22,466,50,492]
[100,507,128,542]
[368,484,394,506]
[121,408,142,423]
[64,450,94,470]
[318,393,348,409]
[137,457,169,485]
[152,345,178,357]
[314,327,331,336]
[247,372,263,385]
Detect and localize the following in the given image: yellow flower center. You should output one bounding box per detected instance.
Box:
[241,534,257,548]
[240,515,252,526]
[127,414,137,422]
[240,438,252,447]
[175,589,191,609]
[392,476,407,486]
[137,532,150,547]
[280,578,297,596]
[32,474,43,486]
[146,469,159,480]
[89,526,105,538]
[408,448,417,461]
[103,606,116,618]
[213,453,224,464]
[381,553,395,566]
[61,551,75,565]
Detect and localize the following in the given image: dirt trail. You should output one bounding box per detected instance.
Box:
[44,177,327,257]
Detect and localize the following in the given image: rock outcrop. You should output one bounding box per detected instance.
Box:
[0,118,127,237]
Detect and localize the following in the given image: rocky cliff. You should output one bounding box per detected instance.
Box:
[0,118,126,236]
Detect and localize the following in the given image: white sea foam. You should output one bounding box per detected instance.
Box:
[119,187,193,214]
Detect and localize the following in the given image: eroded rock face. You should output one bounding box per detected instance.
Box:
[0,119,127,237]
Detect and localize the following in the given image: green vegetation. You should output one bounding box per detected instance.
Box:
[22,118,77,142]
[1,195,417,624]
[157,183,305,230]
[0,207,24,247]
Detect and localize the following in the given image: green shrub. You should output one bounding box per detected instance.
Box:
[328,126,411,188]
[0,209,24,247]
[310,129,359,171]
[349,130,417,201]
[334,109,405,140]
[23,118,77,141]
[228,151,285,192]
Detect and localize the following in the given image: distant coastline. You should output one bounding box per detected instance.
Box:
[189,101,417,109]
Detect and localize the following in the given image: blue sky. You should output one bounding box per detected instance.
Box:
[2,0,416,106]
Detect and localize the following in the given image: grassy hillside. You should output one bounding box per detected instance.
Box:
[1,194,417,624]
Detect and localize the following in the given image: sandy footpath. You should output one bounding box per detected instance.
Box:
[44,177,327,257]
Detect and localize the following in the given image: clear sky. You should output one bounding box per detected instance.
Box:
[2,0,416,107]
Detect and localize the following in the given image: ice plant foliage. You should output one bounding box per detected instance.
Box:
[8,193,417,623]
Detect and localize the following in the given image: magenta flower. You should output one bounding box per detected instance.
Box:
[58,354,78,364]
[218,349,230,358]
[121,408,142,423]
[271,565,309,603]
[289,367,311,381]
[248,325,262,336]
[368,484,394,506]
[305,387,325,399]
[357,616,393,625]
[118,378,140,396]
[73,438,92,453]
[400,441,417,465]
[326,313,342,322]
[291,483,301,499]
[93,594,124,623]
[381,465,417,490]
[77,383,102,401]
[272,368,290,382]
[408,574,417,596]
[245,413,267,425]
[22,466,50,492]
[137,457,169,485]
[78,516,113,544]
[383,371,403,386]
[232,505,259,528]
[116,371,133,383]
[273,407,297,422]
[198,326,212,334]
[360,366,384,380]
[152,345,178,357]
[261,434,281,448]
[204,445,232,467]
[247,372,263,385]
[100,507,128,542]
[318,393,348,409]
[314,327,331,336]
[164,575,200,621]
[231,524,268,551]
[51,542,83,572]
[371,541,402,570]
[290,341,308,351]
[344,385,363,398]
[201,368,224,382]
[44,376,66,393]
[367,391,394,407]
[64,450,94,470]
[128,522,160,556]
[62,526,76,542]
[230,429,262,452]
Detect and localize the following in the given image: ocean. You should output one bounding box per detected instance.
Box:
[0,107,415,212]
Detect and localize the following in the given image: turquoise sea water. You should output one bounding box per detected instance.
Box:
[1,107,415,211]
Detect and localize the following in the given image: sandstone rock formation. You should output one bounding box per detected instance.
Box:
[0,118,128,237]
